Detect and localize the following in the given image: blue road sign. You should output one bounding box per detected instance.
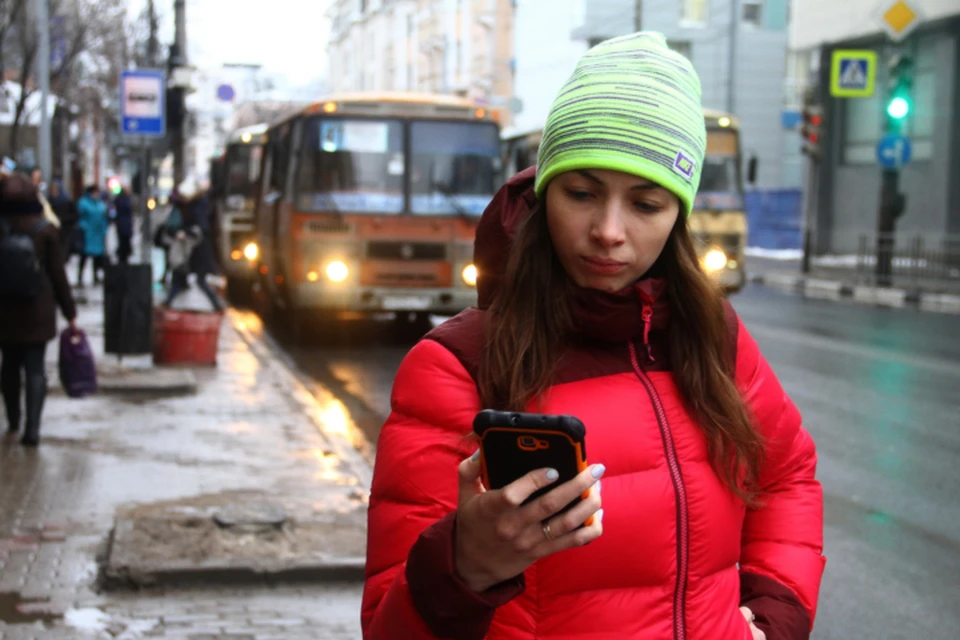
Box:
[830,50,877,98]
[120,70,166,137]
[217,84,236,102]
[876,134,912,169]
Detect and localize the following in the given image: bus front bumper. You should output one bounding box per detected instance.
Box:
[292,284,477,315]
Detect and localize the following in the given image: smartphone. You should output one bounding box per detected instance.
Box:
[473,409,593,526]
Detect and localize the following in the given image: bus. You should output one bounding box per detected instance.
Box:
[251,92,502,334]
[500,109,749,292]
[211,124,268,298]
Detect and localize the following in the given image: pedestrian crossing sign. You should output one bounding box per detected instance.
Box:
[830,50,877,98]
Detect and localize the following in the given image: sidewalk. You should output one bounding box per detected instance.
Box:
[746,253,960,314]
[0,284,371,638]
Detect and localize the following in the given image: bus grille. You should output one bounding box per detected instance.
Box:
[694,232,741,257]
[372,271,441,285]
[305,219,353,234]
[367,241,447,261]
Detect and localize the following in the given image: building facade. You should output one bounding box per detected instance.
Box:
[513,0,793,188]
[327,0,515,117]
[791,0,960,253]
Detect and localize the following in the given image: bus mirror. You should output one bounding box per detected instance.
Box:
[747,156,758,186]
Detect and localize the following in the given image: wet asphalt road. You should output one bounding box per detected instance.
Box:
[276,284,960,640]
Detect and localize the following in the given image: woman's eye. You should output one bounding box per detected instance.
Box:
[634,201,661,213]
[566,189,593,201]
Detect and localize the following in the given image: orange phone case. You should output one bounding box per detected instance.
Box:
[473,410,594,527]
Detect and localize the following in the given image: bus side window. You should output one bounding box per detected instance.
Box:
[283,119,303,202]
[270,126,291,197]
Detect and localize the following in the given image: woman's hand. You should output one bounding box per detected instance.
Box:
[454,451,604,593]
[740,606,766,640]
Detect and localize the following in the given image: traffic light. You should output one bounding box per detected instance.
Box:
[800,105,823,157]
[885,53,913,130]
[107,176,122,195]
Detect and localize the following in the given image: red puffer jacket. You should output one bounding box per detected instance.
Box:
[362,168,825,640]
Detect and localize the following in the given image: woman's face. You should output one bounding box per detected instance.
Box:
[544,169,681,293]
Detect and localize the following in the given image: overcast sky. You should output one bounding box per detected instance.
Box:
[129,0,332,89]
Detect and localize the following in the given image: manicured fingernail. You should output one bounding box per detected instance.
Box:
[470,450,480,461]
[545,468,559,482]
[591,464,606,479]
[595,480,602,495]
[596,508,604,523]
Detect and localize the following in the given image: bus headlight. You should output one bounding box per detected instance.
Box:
[230,249,242,261]
[462,264,478,287]
[243,242,259,261]
[326,260,349,282]
[703,249,728,273]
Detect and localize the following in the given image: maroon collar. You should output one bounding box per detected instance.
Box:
[569,277,669,344]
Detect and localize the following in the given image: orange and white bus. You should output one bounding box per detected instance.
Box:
[251,92,502,333]
[212,123,267,298]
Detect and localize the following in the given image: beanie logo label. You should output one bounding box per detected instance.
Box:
[672,152,695,181]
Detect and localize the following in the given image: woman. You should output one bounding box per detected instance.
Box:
[47,180,79,259]
[76,185,109,286]
[0,174,78,446]
[362,33,824,640]
[160,179,223,311]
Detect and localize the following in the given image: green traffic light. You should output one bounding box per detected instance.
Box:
[887,96,910,120]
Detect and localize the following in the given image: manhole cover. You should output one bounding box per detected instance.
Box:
[213,502,287,532]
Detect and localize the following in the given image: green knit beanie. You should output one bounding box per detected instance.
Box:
[534,32,707,215]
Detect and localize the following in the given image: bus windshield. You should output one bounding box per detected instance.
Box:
[224,144,262,198]
[296,117,405,213]
[695,155,743,210]
[699,155,738,194]
[410,121,500,215]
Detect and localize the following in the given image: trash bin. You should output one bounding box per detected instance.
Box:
[153,308,223,366]
[104,264,154,355]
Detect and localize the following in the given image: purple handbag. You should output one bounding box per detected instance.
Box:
[59,327,98,398]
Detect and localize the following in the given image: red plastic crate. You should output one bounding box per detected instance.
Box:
[153,308,223,366]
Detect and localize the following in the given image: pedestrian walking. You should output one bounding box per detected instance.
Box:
[30,167,62,230]
[113,186,135,265]
[47,180,79,259]
[0,173,78,447]
[159,179,224,311]
[76,185,109,286]
[362,33,824,640]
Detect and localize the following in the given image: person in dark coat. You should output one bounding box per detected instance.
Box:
[0,173,78,447]
[47,180,79,259]
[160,179,223,311]
[113,186,135,264]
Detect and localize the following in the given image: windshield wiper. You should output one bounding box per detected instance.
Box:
[431,180,470,220]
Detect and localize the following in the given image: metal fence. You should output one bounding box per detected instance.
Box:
[853,234,960,287]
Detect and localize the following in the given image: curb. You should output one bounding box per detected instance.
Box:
[96,368,199,396]
[751,273,960,315]
[101,559,367,590]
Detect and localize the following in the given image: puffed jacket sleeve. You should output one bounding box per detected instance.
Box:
[734,315,827,640]
[361,339,524,640]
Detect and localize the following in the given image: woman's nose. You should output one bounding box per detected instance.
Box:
[590,204,627,247]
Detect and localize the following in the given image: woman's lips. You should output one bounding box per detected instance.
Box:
[581,256,628,275]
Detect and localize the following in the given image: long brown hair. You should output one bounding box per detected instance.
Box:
[477,202,764,502]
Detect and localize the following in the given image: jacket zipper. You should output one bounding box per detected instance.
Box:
[640,302,655,364]
[629,340,689,640]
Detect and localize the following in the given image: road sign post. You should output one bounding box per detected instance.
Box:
[120,69,166,267]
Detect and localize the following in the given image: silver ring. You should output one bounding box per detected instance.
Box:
[542,522,555,541]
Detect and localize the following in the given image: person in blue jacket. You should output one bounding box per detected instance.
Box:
[76,185,109,286]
